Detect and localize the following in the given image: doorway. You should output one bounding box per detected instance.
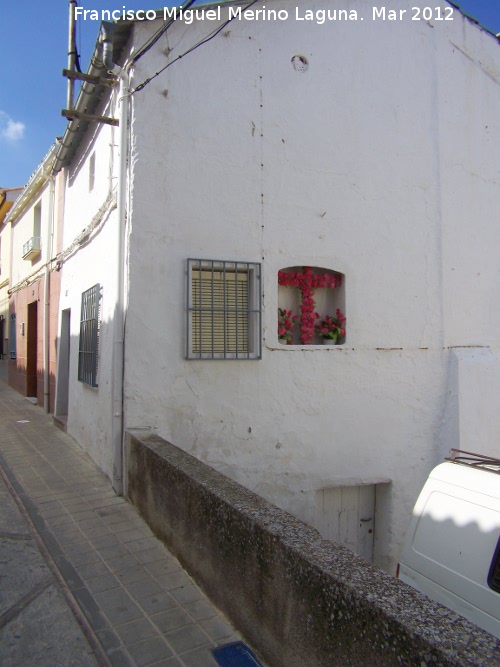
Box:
[55,308,71,418]
[315,484,376,562]
[27,301,38,398]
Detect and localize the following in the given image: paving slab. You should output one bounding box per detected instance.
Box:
[0,370,241,666]
[0,464,101,667]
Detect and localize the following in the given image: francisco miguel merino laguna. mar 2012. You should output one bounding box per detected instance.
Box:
[74,5,456,25]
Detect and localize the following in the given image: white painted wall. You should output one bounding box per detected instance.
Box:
[0,222,12,325]
[57,97,121,477]
[122,0,500,572]
[9,186,52,287]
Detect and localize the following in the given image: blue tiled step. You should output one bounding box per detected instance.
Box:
[212,641,264,667]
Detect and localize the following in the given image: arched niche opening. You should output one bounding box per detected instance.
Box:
[277,266,346,346]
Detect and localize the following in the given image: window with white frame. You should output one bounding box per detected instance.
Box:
[78,284,101,387]
[187,259,261,360]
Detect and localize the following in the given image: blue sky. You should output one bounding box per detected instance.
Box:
[1,0,499,188]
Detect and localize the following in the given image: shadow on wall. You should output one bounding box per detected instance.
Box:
[7,358,56,412]
[8,357,28,399]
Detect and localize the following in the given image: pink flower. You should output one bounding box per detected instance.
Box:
[278,308,298,343]
[314,309,346,342]
[278,267,343,344]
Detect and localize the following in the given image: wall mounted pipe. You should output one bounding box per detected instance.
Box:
[43,176,55,413]
[101,21,130,495]
[67,0,77,109]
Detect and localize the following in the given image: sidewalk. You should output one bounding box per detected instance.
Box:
[0,370,242,667]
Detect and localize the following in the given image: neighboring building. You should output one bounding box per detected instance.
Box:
[49,0,499,573]
[0,187,23,358]
[52,79,123,474]
[6,146,63,411]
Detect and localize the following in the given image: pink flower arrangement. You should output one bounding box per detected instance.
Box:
[315,309,346,342]
[278,308,298,344]
[277,268,341,290]
[298,291,320,345]
[278,267,342,345]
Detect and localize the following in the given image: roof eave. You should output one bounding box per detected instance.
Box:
[52,20,134,175]
[7,145,58,224]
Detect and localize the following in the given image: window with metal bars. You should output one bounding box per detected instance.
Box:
[187,259,261,360]
[78,284,101,386]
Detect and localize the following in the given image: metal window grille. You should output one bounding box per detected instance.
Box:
[9,314,16,359]
[187,259,261,360]
[78,284,101,386]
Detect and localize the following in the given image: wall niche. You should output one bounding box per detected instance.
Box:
[278,266,345,346]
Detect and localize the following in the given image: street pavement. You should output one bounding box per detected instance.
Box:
[0,365,242,667]
[0,463,100,666]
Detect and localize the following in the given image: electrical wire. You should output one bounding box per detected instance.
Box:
[130,0,261,96]
[75,49,82,73]
[132,0,199,63]
[73,0,83,72]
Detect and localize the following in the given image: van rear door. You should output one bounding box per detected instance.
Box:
[398,460,500,638]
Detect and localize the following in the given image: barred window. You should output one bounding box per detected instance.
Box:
[187,259,261,360]
[78,284,101,387]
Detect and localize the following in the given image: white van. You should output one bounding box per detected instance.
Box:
[397,449,500,639]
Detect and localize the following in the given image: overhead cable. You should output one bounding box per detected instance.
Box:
[130,0,261,96]
[132,0,199,63]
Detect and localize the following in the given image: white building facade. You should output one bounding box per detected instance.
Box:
[53,77,125,478]
[53,0,500,572]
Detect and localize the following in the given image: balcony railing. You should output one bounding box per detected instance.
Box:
[22,237,41,260]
